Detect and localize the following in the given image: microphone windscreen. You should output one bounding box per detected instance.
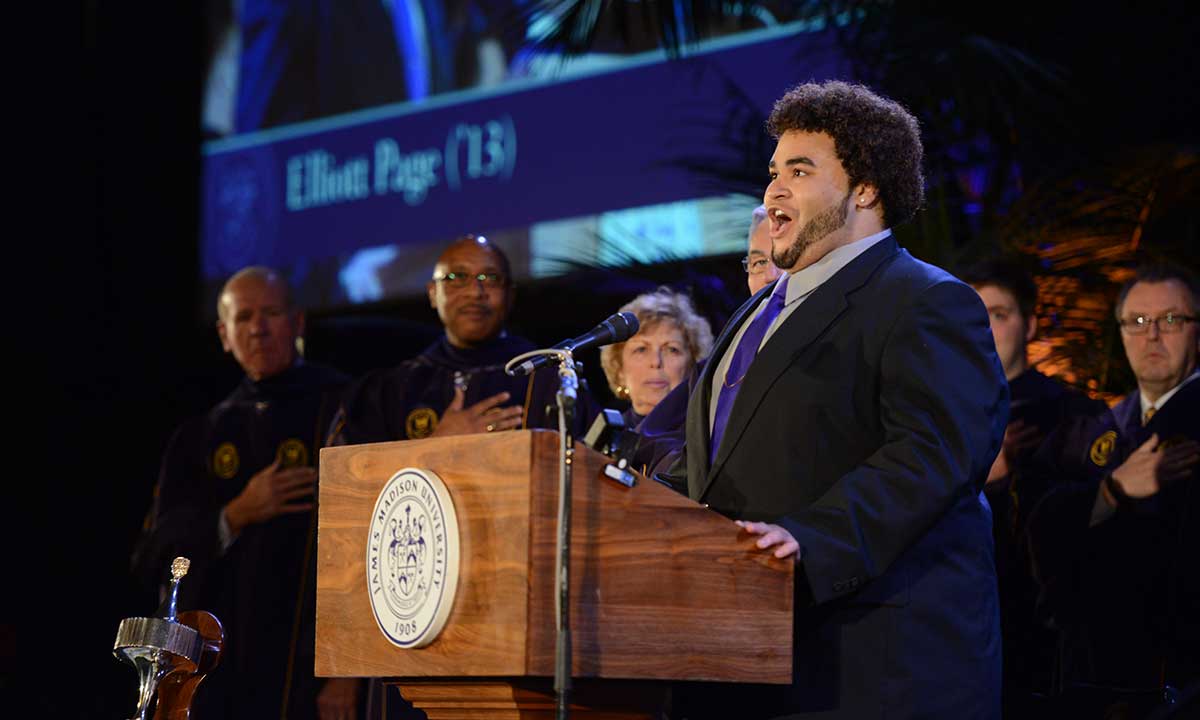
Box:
[613,311,639,341]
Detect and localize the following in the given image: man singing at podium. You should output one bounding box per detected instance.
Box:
[661,81,1008,719]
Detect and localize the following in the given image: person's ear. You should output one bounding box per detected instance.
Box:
[614,369,630,400]
[427,280,438,310]
[853,183,879,210]
[1024,312,1037,344]
[216,320,232,353]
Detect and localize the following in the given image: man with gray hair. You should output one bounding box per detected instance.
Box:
[1029,262,1200,716]
[132,267,356,719]
[744,204,783,295]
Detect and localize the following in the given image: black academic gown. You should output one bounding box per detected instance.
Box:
[984,369,1108,714]
[333,334,598,445]
[1028,378,1200,716]
[132,362,348,720]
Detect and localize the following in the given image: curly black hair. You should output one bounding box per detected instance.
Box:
[766,81,924,228]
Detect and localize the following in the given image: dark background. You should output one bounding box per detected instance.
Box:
[14,2,1198,717]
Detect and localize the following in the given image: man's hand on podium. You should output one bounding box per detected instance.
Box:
[736,521,802,562]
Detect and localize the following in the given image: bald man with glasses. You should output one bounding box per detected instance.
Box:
[331,234,598,446]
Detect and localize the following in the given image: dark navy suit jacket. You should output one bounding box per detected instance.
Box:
[665,237,1008,719]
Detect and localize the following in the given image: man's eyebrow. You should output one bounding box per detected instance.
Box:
[447,266,500,274]
[1127,306,1186,315]
[768,156,817,168]
[748,249,768,257]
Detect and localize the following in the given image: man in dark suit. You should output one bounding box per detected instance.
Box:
[663,81,1008,719]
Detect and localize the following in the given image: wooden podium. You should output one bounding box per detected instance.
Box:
[317,430,793,718]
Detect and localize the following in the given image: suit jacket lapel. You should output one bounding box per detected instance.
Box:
[697,238,902,502]
[685,283,774,500]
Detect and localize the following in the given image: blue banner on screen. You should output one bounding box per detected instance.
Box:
[201,25,850,285]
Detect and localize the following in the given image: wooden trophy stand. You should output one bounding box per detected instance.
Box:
[317,430,793,719]
[153,611,224,719]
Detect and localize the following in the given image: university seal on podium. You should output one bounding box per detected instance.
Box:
[366,468,460,648]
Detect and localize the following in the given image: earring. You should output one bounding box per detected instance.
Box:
[615,385,630,400]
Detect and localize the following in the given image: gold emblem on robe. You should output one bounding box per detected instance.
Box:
[406,407,439,439]
[213,442,240,479]
[1089,430,1117,467]
[278,438,309,468]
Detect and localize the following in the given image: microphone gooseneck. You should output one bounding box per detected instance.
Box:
[505,312,640,377]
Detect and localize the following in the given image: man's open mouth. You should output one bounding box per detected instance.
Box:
[768,207,793,237]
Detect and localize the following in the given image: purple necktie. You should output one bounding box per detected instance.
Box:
[710,275,790,464]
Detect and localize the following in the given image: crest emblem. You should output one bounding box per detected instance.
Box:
[405,407,439,439]
[366,468,460,648]
[277,438,309,468]
[1089,430,1117,467]
[213,442,240,479]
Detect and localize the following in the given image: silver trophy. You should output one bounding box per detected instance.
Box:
[113,557,219,720]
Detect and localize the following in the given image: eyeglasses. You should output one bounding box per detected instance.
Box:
[432,271,508,290]
[1118,313,1197,335]
[741,256,774,275]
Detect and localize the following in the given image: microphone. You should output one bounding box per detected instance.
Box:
[509,312,640,376]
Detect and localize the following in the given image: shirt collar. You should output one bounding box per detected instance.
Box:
[783,229,892,306]
[1140,367,1200,416]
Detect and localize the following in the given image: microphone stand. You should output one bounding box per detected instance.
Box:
[505,348,577,720]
